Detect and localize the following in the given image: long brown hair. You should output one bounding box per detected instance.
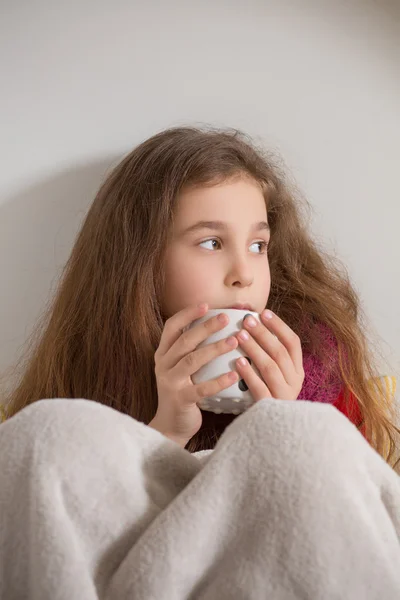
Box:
[2,127,398,465]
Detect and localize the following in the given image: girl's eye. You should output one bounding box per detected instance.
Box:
[199,239,221,250]
[199,239,269,253]
[250,241,269,254]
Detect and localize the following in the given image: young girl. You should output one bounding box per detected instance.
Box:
[1,127,400,598]
[2,126,398,465]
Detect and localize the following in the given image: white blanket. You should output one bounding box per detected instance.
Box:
[0,397,399,599]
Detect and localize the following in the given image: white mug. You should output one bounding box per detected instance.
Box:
[187,308,262,415]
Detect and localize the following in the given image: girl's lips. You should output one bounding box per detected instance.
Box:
[228,303,254,311]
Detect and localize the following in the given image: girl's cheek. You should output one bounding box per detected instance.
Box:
[181,267,216,299]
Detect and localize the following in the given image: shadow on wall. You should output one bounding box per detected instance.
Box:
[0,156,118,378]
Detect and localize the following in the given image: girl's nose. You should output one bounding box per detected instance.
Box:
[226,259,254,287]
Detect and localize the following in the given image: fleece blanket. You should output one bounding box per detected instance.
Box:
[0,397,399,599]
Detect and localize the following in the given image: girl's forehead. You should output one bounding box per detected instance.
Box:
[171,181,269,239]
[174,178,267,219]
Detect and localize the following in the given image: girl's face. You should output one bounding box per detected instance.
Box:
[161,177,271,318]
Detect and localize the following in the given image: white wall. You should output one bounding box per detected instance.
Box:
[1,0,399,381]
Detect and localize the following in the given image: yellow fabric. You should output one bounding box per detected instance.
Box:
[370,375,397,402]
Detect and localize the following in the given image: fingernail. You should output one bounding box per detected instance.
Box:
[237,357,248,367]
[238,330,249,341]
[198,302,208,311]
[226,336,237,346]
[262,310,273,320]
[244,315,257,327]
[218,313,228,323]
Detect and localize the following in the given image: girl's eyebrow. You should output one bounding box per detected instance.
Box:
[181,220,270,236]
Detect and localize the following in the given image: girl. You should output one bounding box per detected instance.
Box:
[1,127,400,598]
[2,126,399,465]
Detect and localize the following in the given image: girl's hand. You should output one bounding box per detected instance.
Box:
[150,303,239,448]
[234,310,304,402]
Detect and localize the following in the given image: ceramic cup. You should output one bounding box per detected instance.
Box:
[186,308,262,415]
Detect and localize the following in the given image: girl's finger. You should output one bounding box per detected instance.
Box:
[259,310,303,375]
[235,357,272,402]
[188,370,239,405]
[238,323,295,386]
[172,334,238,379]
[156,303,208,358]
[163,311,233,371]
[236,323,297,389]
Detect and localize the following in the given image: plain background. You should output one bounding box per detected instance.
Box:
[1,0,399,388]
